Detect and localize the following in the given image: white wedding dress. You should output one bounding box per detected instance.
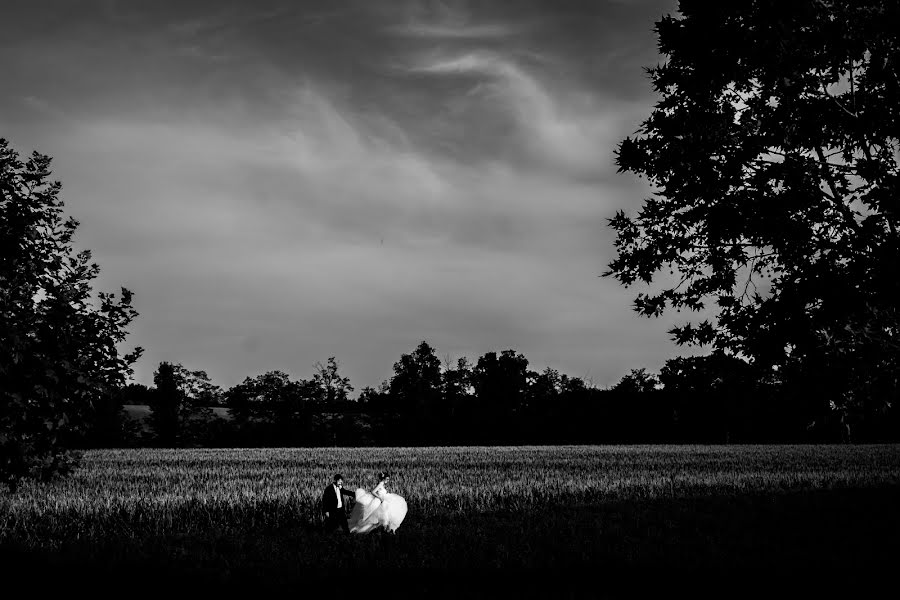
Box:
[348,481,407,534]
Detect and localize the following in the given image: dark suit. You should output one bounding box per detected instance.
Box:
[321,484,355,533]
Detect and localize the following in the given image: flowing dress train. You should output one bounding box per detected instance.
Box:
[348,482,407,533]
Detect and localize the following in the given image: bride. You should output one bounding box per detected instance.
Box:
[348,471,407,534]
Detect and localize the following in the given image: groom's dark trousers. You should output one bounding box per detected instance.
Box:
[325,511,349,533]
[322,485,354,533]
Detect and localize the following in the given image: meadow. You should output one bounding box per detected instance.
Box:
[2,445,900,592]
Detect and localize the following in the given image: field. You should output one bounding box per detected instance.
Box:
[2,445,900,593]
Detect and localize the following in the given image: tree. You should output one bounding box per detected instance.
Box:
[177,366,222,407]
[606,1,900,430]
[389,341,443,409]
[83,384,135,449]
[605,368,669,442]
[148,362,182,446]
[313,357,354,403]
[528,367,564,408]
[611,368,660,396]
[224,370,317,445]
[472,350,530,441]
[442,356,473,410]
[473,350,530,410]
[148,362,221,446]
[1,139,142,491]
[226,370,297,421]
[358,380,391,408]
[812,305,900,440]
[120,382,153,406]
[389,341,443,441]
[659,354,761,442]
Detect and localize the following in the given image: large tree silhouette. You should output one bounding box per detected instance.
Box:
[1,139,141,490]
[389,341,443,441]
[472,350,529,441]
[606,1,900,428]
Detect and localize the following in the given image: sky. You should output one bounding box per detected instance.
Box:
[1,0,690,393]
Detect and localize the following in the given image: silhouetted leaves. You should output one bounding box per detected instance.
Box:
[1,139,142,491]
[606,1,900,425]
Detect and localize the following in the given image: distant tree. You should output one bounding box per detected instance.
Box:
[83,383,147,448]
[148,362,222,446]
[83,385,129,448]
[612,368,660,395]
[605,369,669,442]
[179,367,223,407]
[390,341,441,409]
[390,342,443,408]
[358,386,379,404]
[313,357,354,403]
[148,362,181,446]
[561,374,590,397]
[389,341,443,441]
[358,381,391,407]
[120,382,153,406]
[472,350,530,441]
[176,367,222,445]
[356,381,393,443]
[524,368,592,425]
[0,139,142,491]
[558,375,602,443]
[224,370,317,445]
[520,367,563,441]
[442,356,474,410]
[226,370,293,422]
[659,354,758,442]
[433,355,474,442]
[473,350,530,409]
[606,1,900,432]
[528,367,564,408]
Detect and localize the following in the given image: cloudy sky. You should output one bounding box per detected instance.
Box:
[2,0,688,392]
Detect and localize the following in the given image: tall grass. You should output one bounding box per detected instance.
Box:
[3,445,898,549]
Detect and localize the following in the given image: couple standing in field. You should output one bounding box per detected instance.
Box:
[321,471,407,534]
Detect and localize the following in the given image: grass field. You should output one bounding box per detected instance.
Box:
[2,445,899,593]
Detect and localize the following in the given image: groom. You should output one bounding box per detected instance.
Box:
[321,473,355,533]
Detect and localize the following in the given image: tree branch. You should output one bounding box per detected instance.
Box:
[816,80,858,118]
[815,146,843,202]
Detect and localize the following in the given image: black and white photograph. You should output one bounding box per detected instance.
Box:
[2,0,899,595]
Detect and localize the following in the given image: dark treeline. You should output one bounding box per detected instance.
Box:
[82,341,900,449]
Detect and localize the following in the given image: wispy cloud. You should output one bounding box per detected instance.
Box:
[164,6,295,37]
[386,0,528,38]
[411,52,620,180]
[50,75,643,387]
[2,0,682,390]
[387,22,527,39]
[20,96,71,121]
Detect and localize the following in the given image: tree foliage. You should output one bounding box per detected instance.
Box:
[389,341,443,412]
[611,368,660,395]
[387,341,443,441]
[442,356,474,410]
[473,350,530,419]
[147,362,222,446]
[313,357,354,403]
[606,1,900,419]
[150,363,177,445]
[223,370,320,445]
[1,139,141,490]
[226,370,299,420]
